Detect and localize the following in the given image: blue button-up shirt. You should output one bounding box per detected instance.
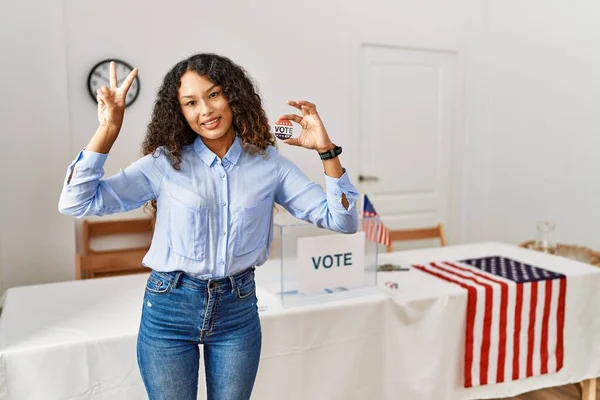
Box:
[58,136,359,277]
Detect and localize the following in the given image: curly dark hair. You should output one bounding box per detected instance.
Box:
[142,53,276,218]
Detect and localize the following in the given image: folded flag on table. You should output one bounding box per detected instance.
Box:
[413,256,566,388]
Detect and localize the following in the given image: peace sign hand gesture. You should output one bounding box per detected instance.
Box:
[96,61,139,133]
[279,101,335,152]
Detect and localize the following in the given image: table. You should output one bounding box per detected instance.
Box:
[377,242,600,400]
[1,242,599,400]
[520,240,600,267]
[0,272,388,399]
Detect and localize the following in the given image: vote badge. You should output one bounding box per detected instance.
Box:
[274,119,293,140]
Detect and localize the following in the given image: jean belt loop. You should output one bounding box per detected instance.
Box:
[173,271,183,288]
[229,275,236,294]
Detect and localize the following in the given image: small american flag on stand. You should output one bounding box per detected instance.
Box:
[413,256,566,388]
[362,194,391,248]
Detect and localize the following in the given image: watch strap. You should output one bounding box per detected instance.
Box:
[319,145,342,160]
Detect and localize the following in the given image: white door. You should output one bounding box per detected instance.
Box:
[358,44,462,246]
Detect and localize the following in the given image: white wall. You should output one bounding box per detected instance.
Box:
[64,0,482,188]
[0,1,75,291]
[483,0,600,248]
[1,0,599,291]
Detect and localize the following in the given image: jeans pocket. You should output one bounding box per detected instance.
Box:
[145,271,173,295]
[166,191,208,261]
[233,196,272,257]
[236,272,256,300]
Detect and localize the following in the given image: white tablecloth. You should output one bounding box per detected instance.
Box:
[377,242,600,400]
[0,271,387,400]
[1,242,599,400]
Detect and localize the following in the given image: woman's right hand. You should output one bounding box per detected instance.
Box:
[96,61,139,133]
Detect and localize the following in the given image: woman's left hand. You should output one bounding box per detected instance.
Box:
[279,101,334,152]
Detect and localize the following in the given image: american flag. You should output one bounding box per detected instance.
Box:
[413,256,566,388]
[362,194,391,248]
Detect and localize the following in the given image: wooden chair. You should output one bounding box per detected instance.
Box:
[386,224,447,252]
[75,218,154,279]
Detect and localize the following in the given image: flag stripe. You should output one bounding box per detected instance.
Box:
[556,277,566,370]
[479,280,492,385]
[519,283,531,379]
[497,280,509,383]
[532,281,545,376]
[413,264,478,388]
[512,283,523,380]
[547,279,559,373]
[541,280,552,374]
[526,282,538,378]
[504,280,516,381]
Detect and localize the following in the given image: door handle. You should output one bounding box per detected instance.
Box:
[358,174,379,182]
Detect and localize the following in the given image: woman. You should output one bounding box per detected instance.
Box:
[58,53,359,400]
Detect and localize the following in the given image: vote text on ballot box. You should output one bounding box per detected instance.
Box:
[265,216,380,307]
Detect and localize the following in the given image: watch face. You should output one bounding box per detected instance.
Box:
[87,59,140,107]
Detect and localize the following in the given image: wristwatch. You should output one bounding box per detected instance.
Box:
[318,145,342,160]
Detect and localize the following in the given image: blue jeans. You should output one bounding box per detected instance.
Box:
[137,267,261,400]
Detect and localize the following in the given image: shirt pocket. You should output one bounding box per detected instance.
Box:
[166,189,208,262]
[233,196,272,257]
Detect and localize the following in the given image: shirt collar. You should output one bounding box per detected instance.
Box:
[193,134,242,167]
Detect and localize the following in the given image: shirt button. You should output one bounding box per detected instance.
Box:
[222,202,226,206]
[221,174,225,178]
[222,232,226,236]
[219,260,225,265]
